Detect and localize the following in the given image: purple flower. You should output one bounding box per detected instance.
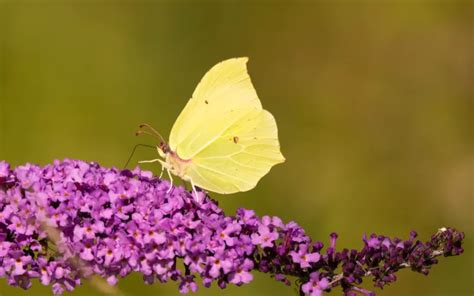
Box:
[179,275,198,293]
[208,251,233,278]
[142,226,166,245]
[8,255,33,275]
[78,240,95,261]
[73,222,104,241]
[251,225,279,248]
[302,272,329,296]
[0,159,465,295]
[0,161,10,178]
[107,275,118,286]
[218,222,241,247]
[229,259,254,285]
[290,244,321,268]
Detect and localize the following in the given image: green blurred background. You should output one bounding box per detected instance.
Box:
[0,1,472,295]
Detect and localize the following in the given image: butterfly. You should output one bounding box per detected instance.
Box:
[136,57,285,199]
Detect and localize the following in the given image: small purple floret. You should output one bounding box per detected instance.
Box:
[301,272,329,296]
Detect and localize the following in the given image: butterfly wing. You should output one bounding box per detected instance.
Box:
[169,57,261,158]
[168,57,284,194]
[186,109,285,193]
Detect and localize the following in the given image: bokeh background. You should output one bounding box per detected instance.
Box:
[0,1,472,295]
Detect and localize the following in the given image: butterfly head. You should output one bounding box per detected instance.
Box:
[157,141,170,158]
[136,123,170,157]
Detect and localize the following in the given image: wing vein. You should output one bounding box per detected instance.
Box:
[194,163,254,186]
[186,109,257,159]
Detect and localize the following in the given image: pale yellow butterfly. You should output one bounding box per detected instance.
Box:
[137,57,285,198]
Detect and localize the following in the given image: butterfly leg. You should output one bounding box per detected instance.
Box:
[138,159,160,164]
[166,169,174,194]
[159,165,164,178]
[190,180,201,202]
[139,159,166,178]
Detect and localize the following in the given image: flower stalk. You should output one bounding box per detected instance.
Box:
[0,160,465,295]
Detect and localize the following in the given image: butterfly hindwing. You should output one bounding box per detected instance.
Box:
[185,109,285,194]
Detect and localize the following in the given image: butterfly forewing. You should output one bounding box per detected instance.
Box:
[169,57,260,157]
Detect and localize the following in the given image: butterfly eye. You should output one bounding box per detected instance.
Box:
[233,136,239,144]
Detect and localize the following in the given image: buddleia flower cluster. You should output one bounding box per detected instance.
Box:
[0,160,465,295]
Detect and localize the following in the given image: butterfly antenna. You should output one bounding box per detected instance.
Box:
[137,123,167,144]
[135,130,161,140]
[123,144,156,169]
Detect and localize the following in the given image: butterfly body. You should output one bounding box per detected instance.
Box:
[139,57,285,195]
[157,145,192,181]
